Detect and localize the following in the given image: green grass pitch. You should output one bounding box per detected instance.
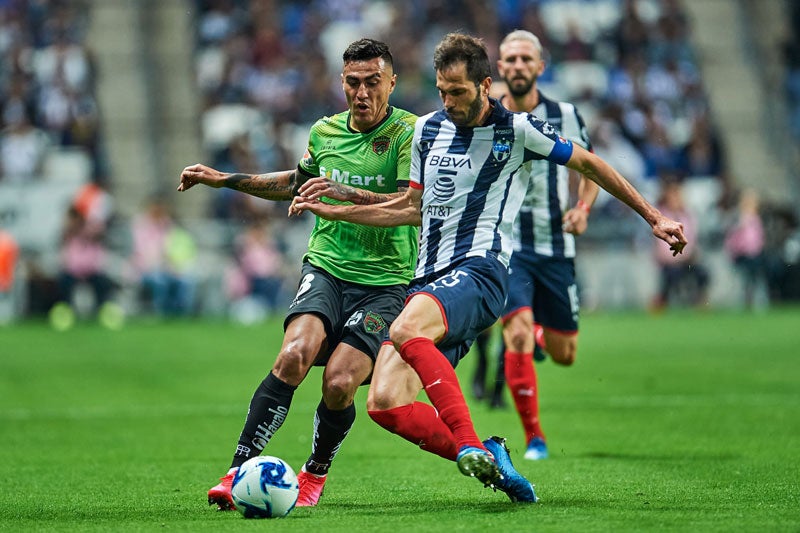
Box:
[1,308,799,531]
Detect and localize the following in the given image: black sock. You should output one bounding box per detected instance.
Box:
[493,340,506,392]
[230,372,297,469]
[304,400,355,476]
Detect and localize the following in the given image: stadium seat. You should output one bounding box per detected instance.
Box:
[42,148,92,186]
[680,175,723,217]
[540,0,621,42]
[553,61,609,100]
[201,104,262,153]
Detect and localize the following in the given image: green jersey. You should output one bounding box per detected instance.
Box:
[297,107,419,286]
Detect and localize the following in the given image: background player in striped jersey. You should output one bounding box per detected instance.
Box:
[179,38,418,509]
[292,33,686,503]
[495,30,600,461]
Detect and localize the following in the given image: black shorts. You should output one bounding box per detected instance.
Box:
[285,261,407,365]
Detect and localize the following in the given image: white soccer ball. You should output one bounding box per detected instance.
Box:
[231,456,300,518]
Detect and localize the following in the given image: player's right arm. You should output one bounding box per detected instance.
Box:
[296,177,407,205]
[178,163,303,201]
[564,144,686,255]
[290,187,422,227]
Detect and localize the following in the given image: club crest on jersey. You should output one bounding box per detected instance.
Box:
[363,311,386,333]
[372,136,390,155]
[492,139,512,161]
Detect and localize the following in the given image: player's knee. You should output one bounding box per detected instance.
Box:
[388,319,415,350]
[366,375,405,411]
[506,326,531,353]
[366,391,393,412]
[272,344,313,384]
[550,341,577,366]
[322,374,358,409]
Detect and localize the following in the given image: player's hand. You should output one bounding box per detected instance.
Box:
[288,196,318,217]
[652,216,687,256]
[297,177,354,202]
[178,164,226,192]
[289,197,340,220]
[562,207,589,235]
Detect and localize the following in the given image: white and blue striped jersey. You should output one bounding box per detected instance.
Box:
[508,91,591,259]
[409,97,573,279]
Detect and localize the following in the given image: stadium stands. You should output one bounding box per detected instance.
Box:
[3,0,799,318]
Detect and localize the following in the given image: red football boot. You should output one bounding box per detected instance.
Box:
[296,468,327,507]
[207,468,238,511]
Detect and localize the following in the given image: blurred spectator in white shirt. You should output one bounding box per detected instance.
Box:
[0,104,50,182]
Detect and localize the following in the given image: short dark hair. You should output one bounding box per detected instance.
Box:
[433,33,491,86]
[342,38,393,68]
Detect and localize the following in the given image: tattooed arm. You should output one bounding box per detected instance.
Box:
[178,164,304,201]
[295,176,407,205]
[290,186,422,227]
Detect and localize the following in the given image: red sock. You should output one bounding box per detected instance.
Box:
[369,403,458,461]
[504,349,545,443]
[399,337,483,451]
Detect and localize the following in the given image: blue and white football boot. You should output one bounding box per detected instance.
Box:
[482,436,538,502]
[524,436,549,461]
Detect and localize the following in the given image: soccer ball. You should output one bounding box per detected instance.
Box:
[231,456,300,518]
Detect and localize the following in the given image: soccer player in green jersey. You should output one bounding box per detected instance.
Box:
[178,38,418,509]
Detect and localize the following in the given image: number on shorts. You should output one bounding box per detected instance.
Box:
[295,273,315,298]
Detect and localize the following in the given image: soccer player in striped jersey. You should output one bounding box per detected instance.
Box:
[179,39,418,509]
[495,30,600,461]
[292,33,686,502]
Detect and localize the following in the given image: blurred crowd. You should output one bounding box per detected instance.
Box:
[189,0,797,311]
[785,0,800,141]
[0,0,106,184]
[2,0,800,326]
[193,0,726,203]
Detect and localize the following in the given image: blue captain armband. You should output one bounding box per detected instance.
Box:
[548,136,573,165]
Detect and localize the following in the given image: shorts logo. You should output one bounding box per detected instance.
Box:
[372,136,390,155]
[346,310,364,328]
[363,311,386,333]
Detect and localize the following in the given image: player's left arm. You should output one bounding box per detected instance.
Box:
[564,145,687,255]
[558,107,598,235]
[562,172,599,235]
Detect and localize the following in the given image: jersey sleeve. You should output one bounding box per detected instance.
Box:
[395,128,413,189]
[409,120,425,190]
[522,114,573,165]
[297,123,320,178]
